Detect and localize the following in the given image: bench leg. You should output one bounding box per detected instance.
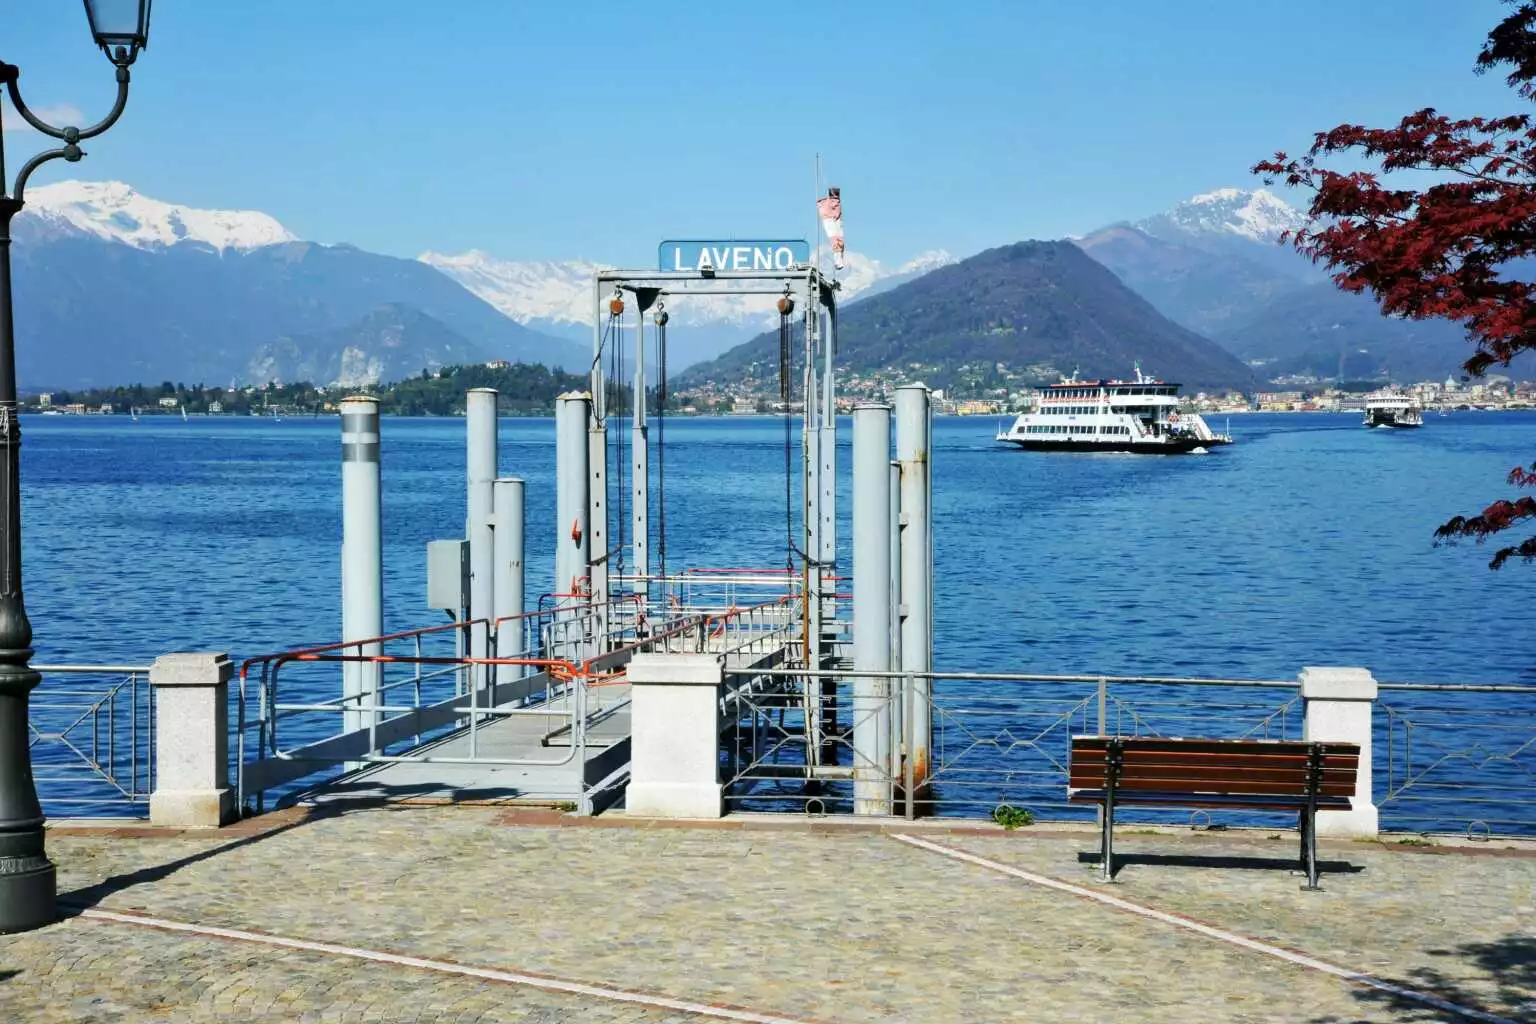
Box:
[1100,795,1115,883]
[1300,802,1322,892]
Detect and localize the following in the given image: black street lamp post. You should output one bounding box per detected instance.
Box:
[0,0,151,934]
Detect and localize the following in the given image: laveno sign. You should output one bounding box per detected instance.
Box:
[658,239,810,273]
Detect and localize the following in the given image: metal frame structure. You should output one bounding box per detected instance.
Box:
[586,267,841,677]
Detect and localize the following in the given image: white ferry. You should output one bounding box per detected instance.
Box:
[995,366,1233,454]
[1362,389,1423,428]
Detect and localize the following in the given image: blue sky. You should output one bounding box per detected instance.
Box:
[0,1,1524,265]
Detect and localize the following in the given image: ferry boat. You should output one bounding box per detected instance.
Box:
[995,366,1233,454]
[1362,389,1423,428]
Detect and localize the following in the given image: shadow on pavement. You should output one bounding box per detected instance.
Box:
[55,785,455,915]
[1310,934,1536,1023]
[1076,850,1364,879]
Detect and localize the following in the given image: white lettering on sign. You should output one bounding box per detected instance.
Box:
[665,243,804,272]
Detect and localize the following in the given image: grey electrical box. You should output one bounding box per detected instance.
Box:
[426,539,469,613]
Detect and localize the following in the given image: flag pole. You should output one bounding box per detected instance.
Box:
[814,152,822,273]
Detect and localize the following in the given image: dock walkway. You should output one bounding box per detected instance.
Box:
[7,805,1534,1022]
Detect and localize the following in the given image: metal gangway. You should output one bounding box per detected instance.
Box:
[237,575,803,815]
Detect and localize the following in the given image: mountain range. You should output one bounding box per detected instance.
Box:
[679,241,1255,392]
[11,181,584,389]
[1075,188,1474,382]
[418,248,957,369]
[4,179,1493,392]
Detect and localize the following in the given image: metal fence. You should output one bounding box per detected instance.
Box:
[721,668,1302,824]
[720,667,1536,837]
[31,664,156,818]
[1375,682,1536,838]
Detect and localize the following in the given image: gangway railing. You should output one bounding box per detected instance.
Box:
[237,594,805,813]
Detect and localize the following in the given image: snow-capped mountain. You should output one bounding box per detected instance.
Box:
[20,180,297,252]
[8,181,582,388]
[1134,187,1308,246]
[419,247,957,367]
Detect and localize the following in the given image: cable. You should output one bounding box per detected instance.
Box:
[655,304,669,582]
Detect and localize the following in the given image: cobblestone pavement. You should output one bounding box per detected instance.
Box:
[940,827,1536,1022]
[0,915,704,1023]
[3,808,1532,1022]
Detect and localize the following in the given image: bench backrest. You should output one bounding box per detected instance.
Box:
[1069,736,1359,801]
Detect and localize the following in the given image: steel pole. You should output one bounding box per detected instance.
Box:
[492,477,525,679]
[895,383,932,801]
[0,199,52,932]
[852,404,892,815]
[340,396,383,759]
[466,388,497,693]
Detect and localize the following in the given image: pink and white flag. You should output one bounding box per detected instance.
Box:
[817,187,845,271]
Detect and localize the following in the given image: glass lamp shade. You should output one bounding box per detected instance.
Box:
[82,0,152,64]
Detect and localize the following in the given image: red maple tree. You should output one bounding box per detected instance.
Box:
[1254,1,1536,569]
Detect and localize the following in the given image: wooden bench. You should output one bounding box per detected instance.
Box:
[1068,736,1360,889]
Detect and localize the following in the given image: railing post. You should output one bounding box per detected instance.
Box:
[1300,666,1379,837]
[625,653,724,818]
[150,653,235,828]
[853,403,893,815]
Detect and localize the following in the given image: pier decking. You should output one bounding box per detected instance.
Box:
[9,805,1534,1022]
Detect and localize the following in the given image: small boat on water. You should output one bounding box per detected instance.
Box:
[995,365,1233,454]
[1362,389,1423,428]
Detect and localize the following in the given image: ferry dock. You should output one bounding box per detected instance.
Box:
[10,260,1536,1022]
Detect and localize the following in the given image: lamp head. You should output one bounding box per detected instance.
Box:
[83,0,152,67]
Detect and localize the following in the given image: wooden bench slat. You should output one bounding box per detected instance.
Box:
[1084,777,1355,798]
[1071,736,1359,756]
[1070,749,1358,771]
[1068,767,1354,792]
[1068,791,1352,811]
[1072,736,1338,749]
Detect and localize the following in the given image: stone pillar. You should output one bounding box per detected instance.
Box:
[1300,666,1378,837]
[625,653,722,818]
[150,653,235,828]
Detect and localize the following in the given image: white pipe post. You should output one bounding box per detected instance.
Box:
[340,396,383,755]
[852,404,892,815]
[492,477,525,678]
[466,388,497,697]
[633,309,650,608]
[888,458,903,781]
[895,383,932,799]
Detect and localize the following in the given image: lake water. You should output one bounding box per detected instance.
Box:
[22,410,1536,684]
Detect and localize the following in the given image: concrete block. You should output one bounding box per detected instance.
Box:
[626,654,724,819]
[1301,665,1378,837]
[150,652,235,828]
